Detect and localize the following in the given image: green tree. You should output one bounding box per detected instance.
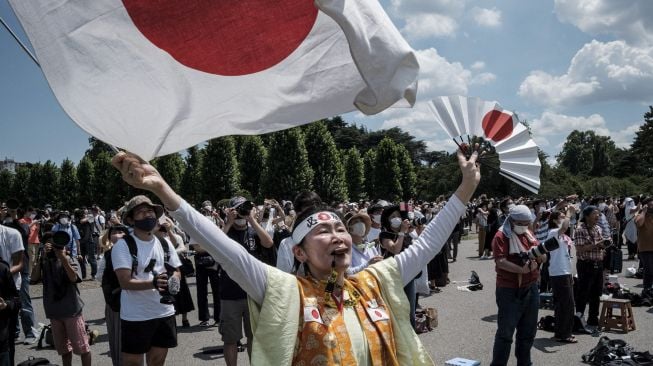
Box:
[92,152,117,209]
[25,161,60,208]
[396,144,416,200]
[180,146,204,206]
[152,153,185,193]
[304,122,348,203]
[630,106,653,174]
[238,136,267,200]
[363,127,427,164]
[362,149,376,199]
[261,128,313,200]
[342,148,365,201]
[76,156,95,208]
[0,170,14,202]
[203,137,240,201]
[556,130,616,177]
[59,158,78,209]
[372,138,402,201]
[10,165,31,207]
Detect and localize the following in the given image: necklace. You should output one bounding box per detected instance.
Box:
[308,276,361,312]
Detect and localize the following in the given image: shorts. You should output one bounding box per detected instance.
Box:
[121,315,177,354]
[219,299,252,344]
[50,315,90,355]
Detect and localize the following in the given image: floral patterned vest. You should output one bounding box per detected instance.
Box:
[292,270,400,366]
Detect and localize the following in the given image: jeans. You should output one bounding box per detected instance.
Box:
[404,279,416,329]
[19,252,37,339]
[80,240,98,278]
[491,283,539,366]
[195,262,220,322]
[575,260,604,323]
[640,251,653,290]
[550,275,575,339]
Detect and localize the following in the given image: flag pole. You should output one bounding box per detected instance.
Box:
[1,15,123,155]
[0,16,40,67]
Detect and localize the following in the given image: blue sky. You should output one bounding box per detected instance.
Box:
[1,0,652,165]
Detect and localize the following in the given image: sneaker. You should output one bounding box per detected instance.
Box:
[89,330,99,345]
[199,320,210,327]
[23,336,37,345]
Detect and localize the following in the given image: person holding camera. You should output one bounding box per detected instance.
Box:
[111,195,182,366]
[490,205,545,366]
[220,196,273,366]
[573,205,606,328]
[40,231,92,366]
[345,212,382,275]
[635,197,653,292]
[74,209,95,280]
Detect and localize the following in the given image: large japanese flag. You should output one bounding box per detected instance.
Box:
[8,0,418,160]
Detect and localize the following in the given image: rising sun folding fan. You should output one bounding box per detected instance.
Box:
[428,95,541,193]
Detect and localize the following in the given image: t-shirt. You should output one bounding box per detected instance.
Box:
[0,225,24,290]
[547,229,573,277]
[41,254,84,319]
[222,227,261,300]
[492,231,540,288]
[276,236,295,274]
[111,234,182,321]
[636,214,653,253]
[18,218,40,244]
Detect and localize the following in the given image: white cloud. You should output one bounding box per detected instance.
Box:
[470,72,497,85]
[518,40,653,107]
[401,13,458,39]
[390,0,466,39]
[554,0,653,46]
[470,61,486,70]
[471,7,502,28]
[414,48,471,99]
[530,111,639,148]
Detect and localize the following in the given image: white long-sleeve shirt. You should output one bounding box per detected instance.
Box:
[169,195,466,305]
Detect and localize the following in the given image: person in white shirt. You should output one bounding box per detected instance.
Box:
[112,196,182,366]
[345,212,382,275]
[546,211,576,343]
[276,191,321,274]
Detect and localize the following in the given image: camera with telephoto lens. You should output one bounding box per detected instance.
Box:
[151,262,180,305]
[412,216,427,226]
[237,201,254,216]
[517,236,560,265]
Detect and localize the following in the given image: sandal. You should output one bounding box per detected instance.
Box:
[555,336,578,343]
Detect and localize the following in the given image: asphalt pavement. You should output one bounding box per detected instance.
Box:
[15,235,653,365]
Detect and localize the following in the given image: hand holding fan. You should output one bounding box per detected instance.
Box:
[428,95,541,193]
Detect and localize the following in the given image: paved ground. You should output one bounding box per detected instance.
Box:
[16,236,653,365]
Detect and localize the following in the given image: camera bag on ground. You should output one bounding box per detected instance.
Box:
[36,324,54,349]
[101,234,171,312]
[581,336,653,365]
[537,315,555,332]
[414,308,437,333]
[17,356,57,366]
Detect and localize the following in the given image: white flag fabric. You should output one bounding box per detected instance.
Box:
[9,0,418,160]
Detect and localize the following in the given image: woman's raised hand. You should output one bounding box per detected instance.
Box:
[454,144,481,203]
[111,151,164,192]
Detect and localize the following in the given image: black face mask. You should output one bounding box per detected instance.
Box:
[134,217,158,232]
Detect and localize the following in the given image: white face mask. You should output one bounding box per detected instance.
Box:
[598,203,607,211]
[372,214,382,224]
[513,225,529,235]
[349,222,366,237]
[390,217,402,229]
[234,218,247,226]
[59,218,69,225]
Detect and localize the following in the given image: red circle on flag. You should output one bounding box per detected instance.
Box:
[122,0,319,76]
[374,310,382,318]
[482,110,514,142]
[317,213,331,221]
[311,309,319,319]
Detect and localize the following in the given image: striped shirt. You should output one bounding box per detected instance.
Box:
[573,223,604,262]
[534,220,549,243]
[598,213,612,244]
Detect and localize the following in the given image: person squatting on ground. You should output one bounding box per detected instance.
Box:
[111,196,182,366]
[490,205,544,366]
[40,231,92,366]
[111,146,480,365]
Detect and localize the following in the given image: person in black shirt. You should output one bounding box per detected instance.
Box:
[220,197,273,366]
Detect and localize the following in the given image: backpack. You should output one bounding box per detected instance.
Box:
[537,315,555,332]
[101,234,171,312]
[36,324,54,349]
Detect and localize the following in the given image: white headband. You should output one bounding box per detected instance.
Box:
[292,211,341,244]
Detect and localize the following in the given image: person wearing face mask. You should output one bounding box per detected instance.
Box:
[490,205,545,366]
[573,205,606,329]
[345,212,382,275]
[220,196,273,365]
[545,212,577,343]
[52,212,82,260]
[111,195,182,366]
[366,201,388,244]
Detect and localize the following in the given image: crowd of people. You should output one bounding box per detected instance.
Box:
[0,148,651,366]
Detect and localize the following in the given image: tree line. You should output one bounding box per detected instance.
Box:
[1,106,652,210]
